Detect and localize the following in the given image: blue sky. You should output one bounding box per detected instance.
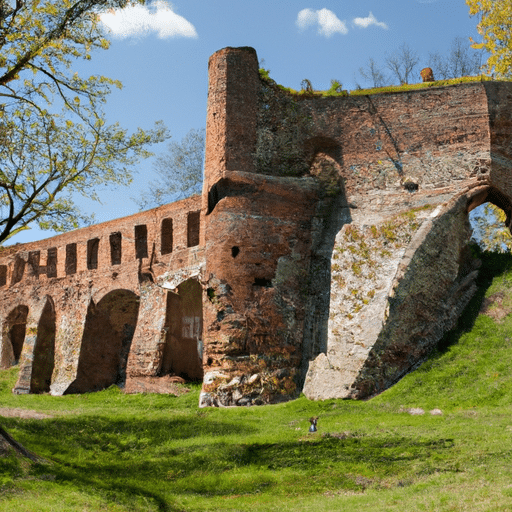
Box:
[10,0,481,245]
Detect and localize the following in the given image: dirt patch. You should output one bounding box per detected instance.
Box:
[124,375,190,396]
[0,408,53,420]
[480,291,512,323]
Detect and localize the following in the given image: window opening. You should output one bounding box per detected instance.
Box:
[46,248,57,278]
[161,218,173,255]
[87,238,99,270]
[135,225,148,259]
[65,243,77,275]
[110,232,122,265]
[187,211,200,248]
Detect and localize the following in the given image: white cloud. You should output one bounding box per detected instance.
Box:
[296,8,348,37]
[353,12,388,30]
[100,1,198,40]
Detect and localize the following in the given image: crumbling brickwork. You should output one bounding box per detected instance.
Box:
[1,46,512,406]
[0,196,204,395]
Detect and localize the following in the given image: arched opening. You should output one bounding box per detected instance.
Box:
[468,186,512,253]
[160,279,203,380]
[66,289,139,394]
[2,305,29,367]
[301,137,351,384]
[30,297,56,393]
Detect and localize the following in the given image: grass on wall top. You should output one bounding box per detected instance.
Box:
[259,69,501,98]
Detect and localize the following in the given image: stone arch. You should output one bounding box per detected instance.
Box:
[66,289,140,394]
[467,185,512,234]
[1,305,29,368]
[304,136,343,195]
[305,136,342,165]
[300,136,352,384]
[30,296,56,393]
[160,278,203,380]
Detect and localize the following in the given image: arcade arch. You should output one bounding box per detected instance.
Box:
[66,289,139,393]
[1,305,28,368]
[30,297,56,393]
[160,279,203,381]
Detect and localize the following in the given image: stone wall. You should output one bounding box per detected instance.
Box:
[199,47,512,405]
[1,46,512,405]
[0,196,204,395]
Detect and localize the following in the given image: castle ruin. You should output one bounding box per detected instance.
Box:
[1,46,511,406]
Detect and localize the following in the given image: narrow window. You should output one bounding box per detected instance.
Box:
[135,225,148,259]
[28,251,40,278]
[161,218,173,255]
[110,232,122,265]
[187,211,200,248]
[47,248,57,278]
[87,238,99,270]
[65,243,77,275]
[12,256,25,284]
[0,265,7,286]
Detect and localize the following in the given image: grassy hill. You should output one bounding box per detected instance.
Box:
[1,250,512,511]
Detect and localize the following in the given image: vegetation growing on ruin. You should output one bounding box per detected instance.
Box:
[1,251,511,511]
[259,69,499,99]
[330,206,434,319]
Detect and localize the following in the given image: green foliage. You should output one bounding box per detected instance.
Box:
[259,68,271,80]
[136,128,205,210]
[324,79,346,97]
[467,0,512,78]
[0,0,169,244]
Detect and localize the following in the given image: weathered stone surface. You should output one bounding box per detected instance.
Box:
[0,196,205,396]
[1,46,512,405]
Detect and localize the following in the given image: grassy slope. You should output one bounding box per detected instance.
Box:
[1,251,512,512]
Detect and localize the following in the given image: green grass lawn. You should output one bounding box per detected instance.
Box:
[2,251,512,511]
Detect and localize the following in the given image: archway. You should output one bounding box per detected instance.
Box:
[1,305,29,368]
[468,187,512,253]
[30,297,56,393]
[160,279,203,380]
[66,289,139,393]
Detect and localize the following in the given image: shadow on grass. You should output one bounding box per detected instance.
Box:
[3,413,458,507]
[435,249,512,355]
[233,434,454,470]
[2,414,258,512]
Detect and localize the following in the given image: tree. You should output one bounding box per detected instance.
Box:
[385,43,419,85]
[0,0,168,244]
[136,128,204,210]
[467,0,512,78]
[358,57,387,88]
[428,37,482,80]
